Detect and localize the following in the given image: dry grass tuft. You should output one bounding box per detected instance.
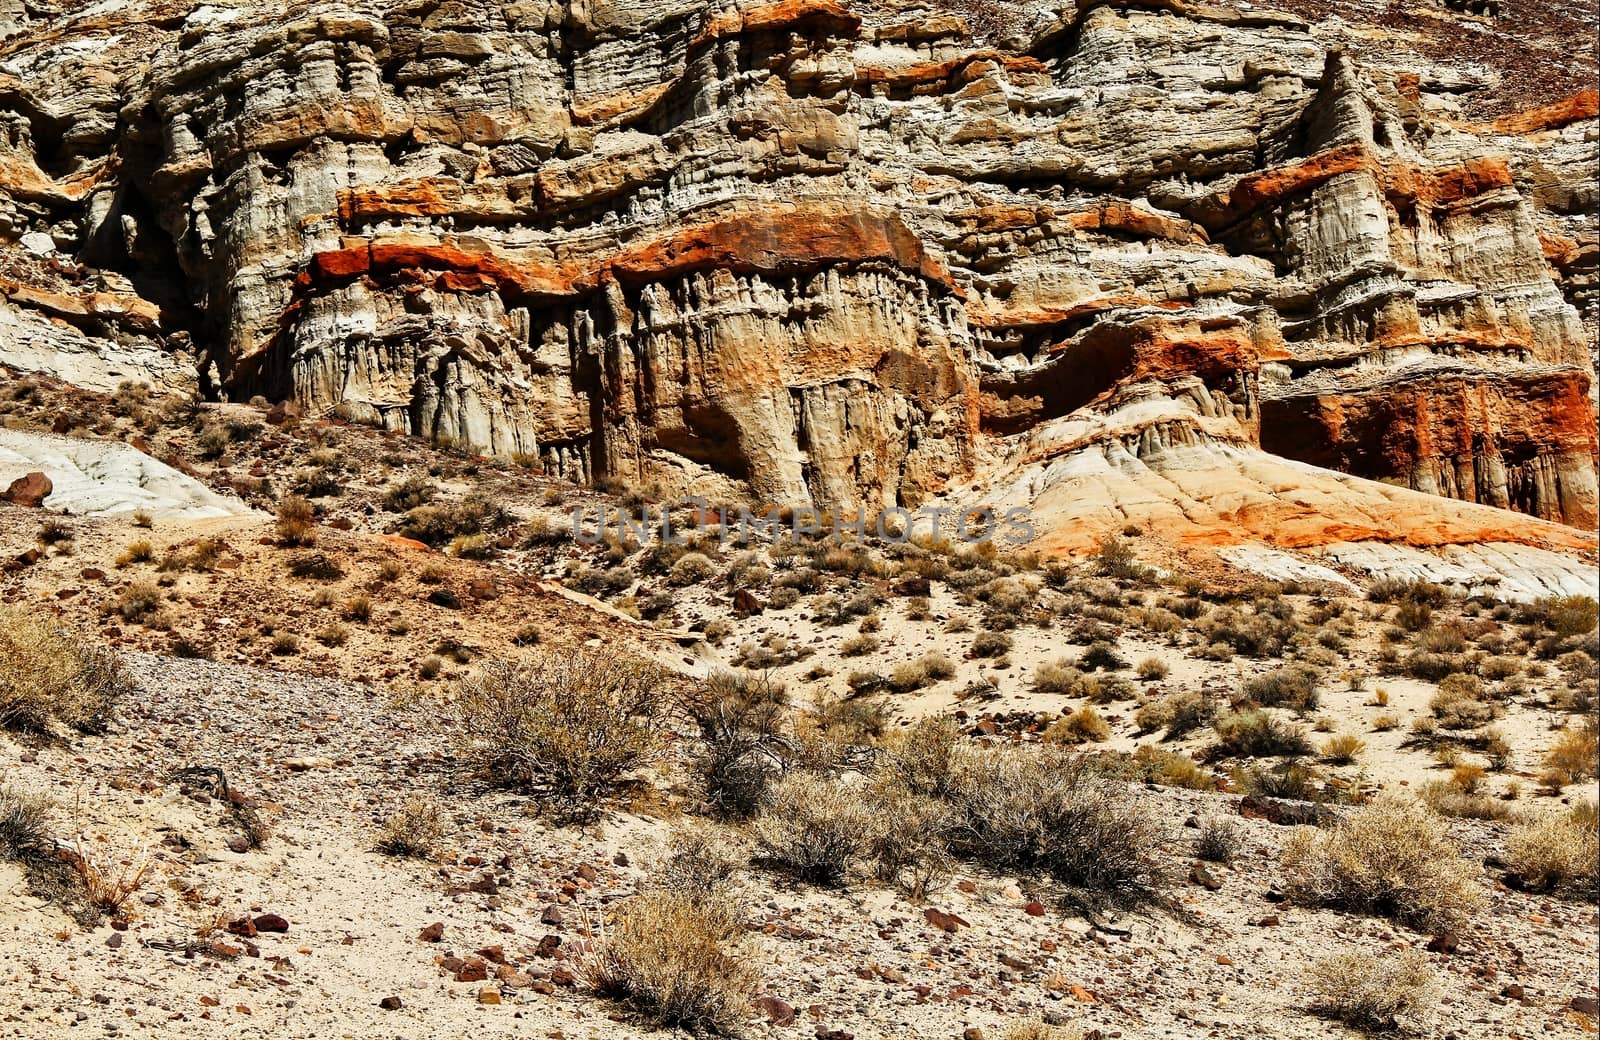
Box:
[64,838,152,916]
[274,493,316,546]
[1282,795,1483,931]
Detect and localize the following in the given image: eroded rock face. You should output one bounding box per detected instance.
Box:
[0,0,1595,531]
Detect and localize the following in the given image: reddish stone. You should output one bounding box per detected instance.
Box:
[2,471,51,507]
[419,922,445,943]
[755,995,797,1026]
[922,908,968,932]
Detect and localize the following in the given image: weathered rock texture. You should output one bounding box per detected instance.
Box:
[0,0,1595,542]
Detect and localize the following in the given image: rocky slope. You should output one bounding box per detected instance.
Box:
[0,0,1595,557]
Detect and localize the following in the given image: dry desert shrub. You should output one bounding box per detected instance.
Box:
[885,653,956,694]
[1135,656,1169,680]
[377,795,445,857]
[752,771,872,885]
[1002,1017,1084,1040]
[1430,673,1498,729]
[1527,594,1598,638]
[1134,690,1215,738]
[1504,803,1597,897]
[0,608,130,734]
[678,670,788,819]
[862,776,956,899]
[1131,746,1216,790]
[1044,707,1111,744]
[584,888,758,1035]
[1540,718,1599,788]
[1195,816,1241,863]
[839,634,880,658]
[651,827,746,903]
[1304,948,1439,1033]
[0,786,50,860]
[64,838,152,916]
[1243,664,1321,712]
[1212,710,1311,758]
[945,746,1163,910]
[668,552,718,586]
[970,631,1012,658]
[880,717,961,798]
[1418,781,1512,821]
[1282,795,1484,931]
[453,651,665,820]
[274,493,316,546]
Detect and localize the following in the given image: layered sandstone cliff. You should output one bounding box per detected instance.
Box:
[0,0,1595,547]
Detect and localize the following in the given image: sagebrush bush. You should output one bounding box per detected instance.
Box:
[1541,718,1599,788]
[453,651,665,819]
[881,717,961,798]
[1135,656,1169,681]
[1430,673,1497,729]
[1132,746,1216,790]
[1282,795,1484,931]
[1243,664,1321,712]
[862,776,955,899]
[584,888,758,1035]
[1044,707,1111,744]
[1304,949,1438,1033]
[1504,803,1598,896]
[678,671,788,819]
[945,746,1163,910]
[1134,691,1214,739]
[971,631,1012,658]
[839,634,880,658]
[0,609,130,733]
[1212,710,1311,758]
[1419,781,1512,822]
[668,552,718,586]
[652,827,746,903]
[752,771,872,885]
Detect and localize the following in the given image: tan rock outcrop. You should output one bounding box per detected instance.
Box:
[0,0,1594,547]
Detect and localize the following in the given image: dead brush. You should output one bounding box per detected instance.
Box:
[63,837,152,916]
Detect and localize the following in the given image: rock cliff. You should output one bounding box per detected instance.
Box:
[0,0,1595,549]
